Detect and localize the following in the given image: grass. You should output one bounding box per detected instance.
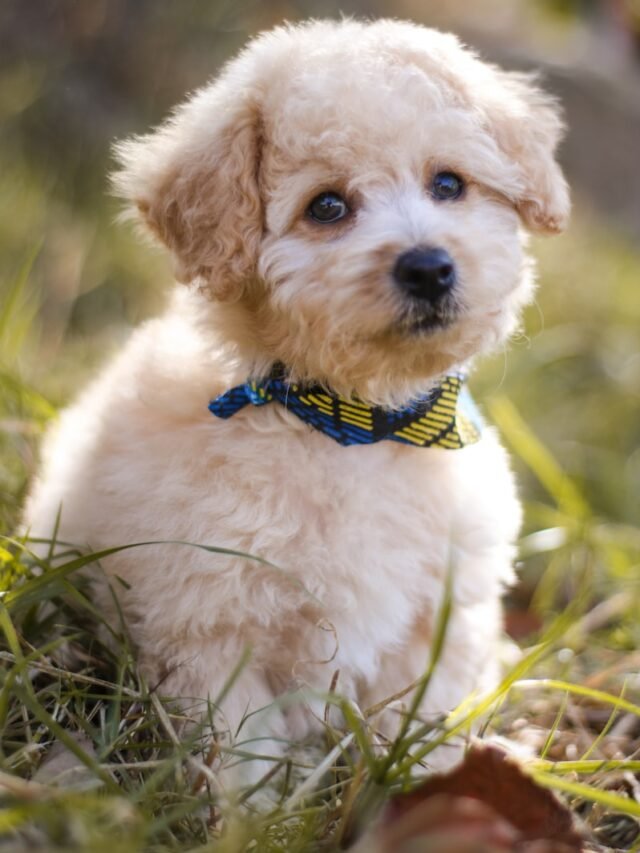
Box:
[1,205,640,850]
[1,527,639,851]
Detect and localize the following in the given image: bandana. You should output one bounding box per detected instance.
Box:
[208,366,482,449]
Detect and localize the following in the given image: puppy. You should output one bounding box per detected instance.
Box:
[24,20,569,781]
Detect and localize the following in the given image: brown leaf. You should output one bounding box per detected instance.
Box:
[370,744,585,852]
[505,607,544,640]
[362,793,520,852]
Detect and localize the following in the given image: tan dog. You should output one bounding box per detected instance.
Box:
[25,20,568,782]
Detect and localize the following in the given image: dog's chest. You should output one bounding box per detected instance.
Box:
[212,408,482,616]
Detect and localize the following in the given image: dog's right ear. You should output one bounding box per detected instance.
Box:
[113,85,263,301]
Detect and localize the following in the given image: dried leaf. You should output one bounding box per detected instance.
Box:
[505,607,544,640]
[362,793,520,852]
[359,744,585,852]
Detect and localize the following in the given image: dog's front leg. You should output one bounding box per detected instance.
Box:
[145,641,289,791]
[362,595,504,770]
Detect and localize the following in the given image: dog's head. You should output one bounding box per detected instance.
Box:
[114,20,569,404]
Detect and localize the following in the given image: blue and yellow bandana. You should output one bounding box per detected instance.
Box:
[209,365,482,449]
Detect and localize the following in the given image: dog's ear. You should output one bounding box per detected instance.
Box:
[481,71,570,234]
[113,86,263,300]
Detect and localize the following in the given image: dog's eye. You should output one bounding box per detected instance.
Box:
[307,192,349,223]
[431,172,465,201]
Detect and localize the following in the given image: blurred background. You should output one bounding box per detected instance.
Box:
[1,0,639,611]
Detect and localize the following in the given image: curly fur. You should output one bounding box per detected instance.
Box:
[24,19,569,784]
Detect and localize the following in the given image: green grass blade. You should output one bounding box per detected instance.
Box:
[488,396,590,520]
[515,678,640,718]
[3,538,321,612]
[533,759,640,774]
[532,770,640,818]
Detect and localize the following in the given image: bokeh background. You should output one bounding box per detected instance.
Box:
[2,0,640,596]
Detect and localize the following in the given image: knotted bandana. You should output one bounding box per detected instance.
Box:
[209,367,482,449]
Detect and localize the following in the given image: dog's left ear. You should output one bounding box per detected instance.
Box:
[482,71,570,234]
[112,85,263,300]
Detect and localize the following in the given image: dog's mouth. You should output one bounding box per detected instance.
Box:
[406,313,454,334]
[397,297,461,336]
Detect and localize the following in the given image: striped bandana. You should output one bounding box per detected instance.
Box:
[208,366,482,449]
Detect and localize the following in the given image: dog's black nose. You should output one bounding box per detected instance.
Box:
[393,248,456,303]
